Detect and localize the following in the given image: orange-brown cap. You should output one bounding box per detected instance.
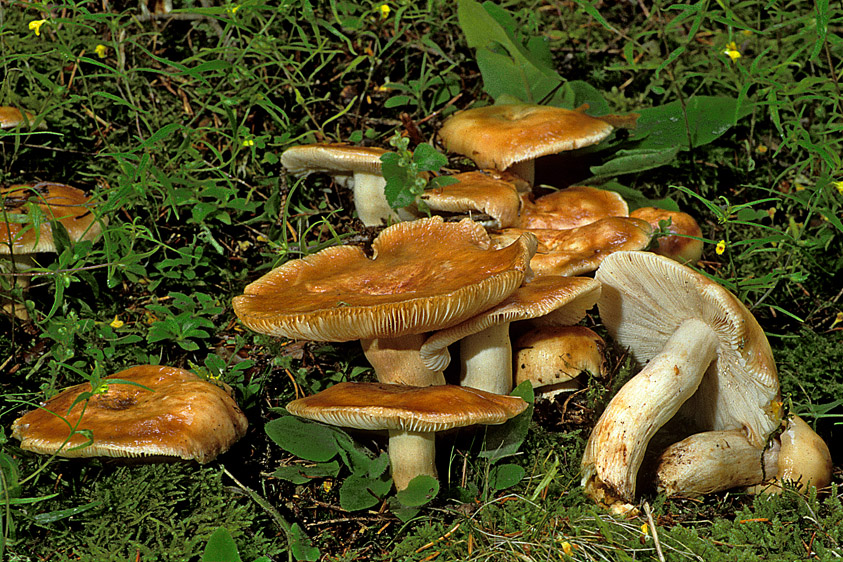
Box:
[514,326,606,392]
[439,104,614,172]
[287,381,527,432]
[492,217,653,277]
[630,207,703,264]
[519,186,628,230]
[417,170,525,228]
[233,216,537,342]
[1,182,104,255]
[11,365,248,464]
[0,106,41,129]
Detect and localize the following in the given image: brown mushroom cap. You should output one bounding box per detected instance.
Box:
[287,381,528,432]
[438,104,614,175]
[233,216,536,342]
[11,365,248,464]
[0,106,40,129]
[492,217,653,277]
[1,182,104,255]
[519,186,629,230]
[513,325,606,393]
[630,207,703,265]
[417,170,526,228]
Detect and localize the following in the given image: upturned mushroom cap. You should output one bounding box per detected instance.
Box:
[438,104,614,177]
[11,365,248,464]
[417,170,526,228]
[629,207,703,265]
[287,381,528,432]
[1,182,104,255]
[518,186,629,230]
[513,326,606,393]
[280,143,395,226]
[233,217,536,342]
[491,217,653,277]
[0,106,42,129]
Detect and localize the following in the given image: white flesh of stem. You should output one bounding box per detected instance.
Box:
[459,322,513,395]
[352,172,399,227]
[388,430,436,491]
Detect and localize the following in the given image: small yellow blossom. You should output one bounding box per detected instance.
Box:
[256,234,269,243]
[29,19,47,36]
[641,523,650,538]
[242,138,255,147]
[756,144,768,154]
[715,240,726,255]
[794,183,806,191]
[723,41,741,61]
[227,4,240,15]
[831,311,843,330]
[109,315,124,329]
[378,4,390,19]
[322,480,333,493]
[92,380,109,395]
[740,29,753,36]
[560,541,574,556]
[833,181,843,195]
[95,44,108,59]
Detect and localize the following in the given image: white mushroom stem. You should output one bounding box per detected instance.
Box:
[655,429,780,497]
[507,161,535,186]
[459,323,513,394]
[388,430,436,491]
[361,334,445,387]
[343,173,400,227]
[582,317,720,504]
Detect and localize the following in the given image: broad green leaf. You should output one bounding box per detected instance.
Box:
[589,147,681,178]
[201,526,242,562]
[630,96,753,151]
[265,417,340,462]
[395,475,439,507]
[290,523,320,562]
[339,472,392,511]
[272,461,340,484]
[412,143,449,172]
[558,80,610,115]
[479,382,534,462]
[489,463,525,491]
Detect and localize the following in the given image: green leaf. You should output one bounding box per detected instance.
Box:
[265,417,340,462]
[589,147,681,178]
[630,96,753,151]
[272,461,341,484]
[599,181,679,212]
[32,501,101,524]
[395,475,439,507]
[412,143,449,172]
[384,95,411,108]
[559,80,610,115]
[339,472,392,511]
[479,382,533,462]
[201,526,242,562]
[290,522,320,562]
[488,463,525,491]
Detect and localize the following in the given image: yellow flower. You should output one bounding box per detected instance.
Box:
[715,240,726,255]
[559,541,575,556]
[227,4,240,15]
[378,4,390,19]
[95,44,108,59]
[242,138,255,147]
[109,315,124,329]
[723,41,741,61]
[756,144,768,154]
[641,523,650,537]
[28,19,47,36]
[831,311,843,330]
[92,380,109,395]
[833,181,843,195]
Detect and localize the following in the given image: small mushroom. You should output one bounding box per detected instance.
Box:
[280,143,398,226]
[0,106,44,130]
[286,381,528,490]
[11,365,248,464]
[518,186,629,230]
[581,251,780,508]
[513,325,606,398]
[438,104,614,184]
[415,170,527,228]
[233,217,536,387]
[629,207,703,265]
[419,276,600,394]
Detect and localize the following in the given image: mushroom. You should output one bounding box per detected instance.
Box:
[0,106,43,130]
[513,326,606,398]
[419,276,601,394]
[280,143,399,226]
[233,217,536,387]
[438,104,614,184]
[286,381,528,490]
[491,217,653,277]
[581,251,780,508]
[1,182,106,319]
[415,170,527,228]
[629,207,703,265]
[11,365,248,464]
[518,185,629,230]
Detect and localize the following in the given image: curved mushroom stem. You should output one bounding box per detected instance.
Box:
[350,172,400,227]
[654,429,780,497]
[361,334,445,387]
[582,317,719,505]
[459,323,513,394]
[388,430,436,491]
